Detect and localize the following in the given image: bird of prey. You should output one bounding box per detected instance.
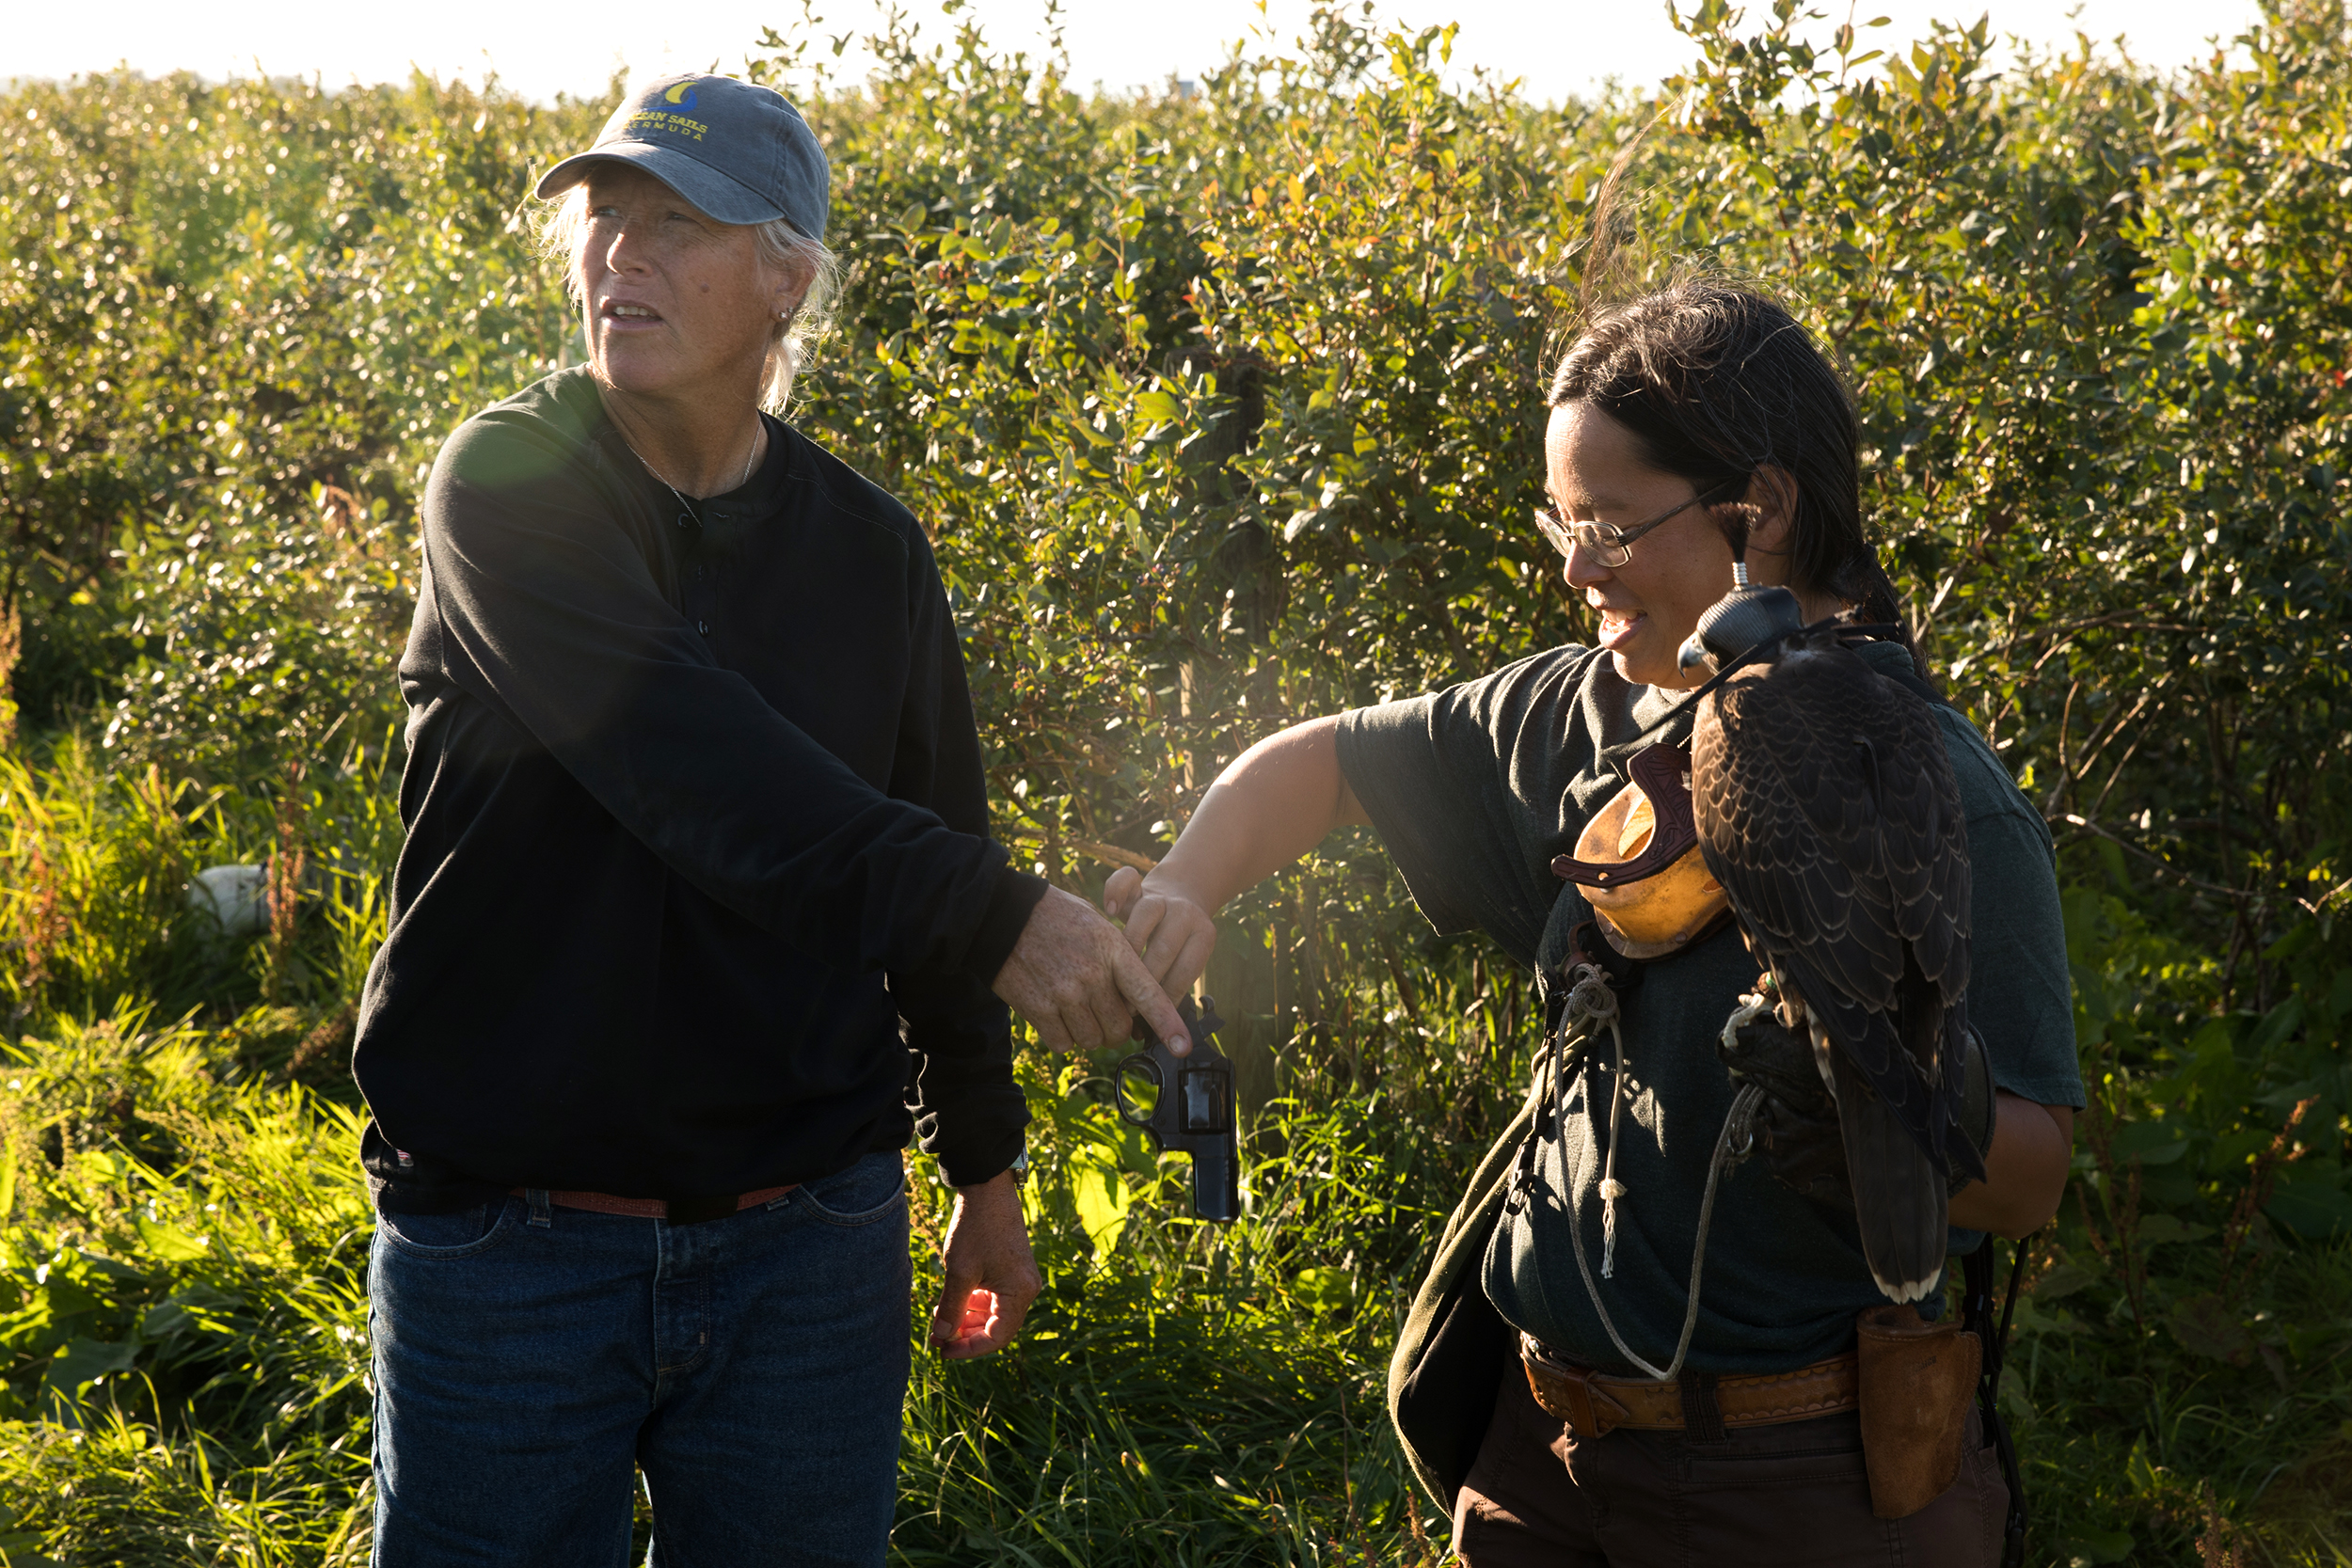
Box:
[1678,581,1983,1303]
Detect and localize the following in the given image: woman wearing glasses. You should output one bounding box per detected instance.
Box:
[1104,275,2082,1565]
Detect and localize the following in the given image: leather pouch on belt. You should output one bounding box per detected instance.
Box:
[1855,1304,1980,1519]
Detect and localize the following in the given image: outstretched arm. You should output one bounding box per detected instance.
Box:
[1103,714,1369,999]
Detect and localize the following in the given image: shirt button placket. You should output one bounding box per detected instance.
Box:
[691,511,726,638]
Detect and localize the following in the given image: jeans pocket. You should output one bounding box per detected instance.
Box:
[377,1199,516,1259]
[796,1153,907,1227]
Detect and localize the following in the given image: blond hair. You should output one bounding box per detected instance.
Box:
[536,182,842,415]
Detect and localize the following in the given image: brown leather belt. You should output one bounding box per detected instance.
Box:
[508,1185,794,1220]
[1521,1332,1859,1438]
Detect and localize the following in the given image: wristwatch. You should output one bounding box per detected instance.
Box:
[1007,1146,1030,1188]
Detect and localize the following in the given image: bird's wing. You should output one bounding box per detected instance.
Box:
[1866,681,1972,1004]
[1692,642,1974,1160]
[1693,652,1907,1013]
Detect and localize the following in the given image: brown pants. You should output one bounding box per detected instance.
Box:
[1454,1356,2010,1567]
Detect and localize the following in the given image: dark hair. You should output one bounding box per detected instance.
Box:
[1547,273,1926,679]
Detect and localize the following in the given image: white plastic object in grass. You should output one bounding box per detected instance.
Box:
[188,864,270,938]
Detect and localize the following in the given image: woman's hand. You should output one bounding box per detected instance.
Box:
[1104,867,1219,999]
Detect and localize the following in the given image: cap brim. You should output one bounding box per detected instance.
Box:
[533,142,786,227]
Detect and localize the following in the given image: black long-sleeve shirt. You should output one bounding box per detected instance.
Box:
[353,367,1044,1212]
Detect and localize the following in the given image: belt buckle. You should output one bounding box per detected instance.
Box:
[1523,1336,1631,1438]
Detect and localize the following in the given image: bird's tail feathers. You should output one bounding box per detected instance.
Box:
[1830,1050,1949,1305]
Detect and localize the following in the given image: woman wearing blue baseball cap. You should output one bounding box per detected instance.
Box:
[355,72,1190,1566]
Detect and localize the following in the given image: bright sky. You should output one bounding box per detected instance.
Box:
[11,0,2261,106]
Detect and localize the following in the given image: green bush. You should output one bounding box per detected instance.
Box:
[0,71,597,764]
[0,0,2346,1560]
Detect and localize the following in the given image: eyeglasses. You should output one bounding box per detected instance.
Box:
[1534,479,1744,569]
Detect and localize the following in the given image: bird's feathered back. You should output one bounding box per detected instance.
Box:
[1691,626,1977,1301]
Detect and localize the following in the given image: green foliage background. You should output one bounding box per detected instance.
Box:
[0,1,2348,1560]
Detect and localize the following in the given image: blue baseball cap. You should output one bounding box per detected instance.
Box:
[536,74,830,242]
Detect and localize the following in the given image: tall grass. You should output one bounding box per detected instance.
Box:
[1,737,2345,1563]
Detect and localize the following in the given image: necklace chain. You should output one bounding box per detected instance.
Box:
[626,420,761,517]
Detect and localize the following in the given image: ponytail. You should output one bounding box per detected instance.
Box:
[1836,555,1935,693]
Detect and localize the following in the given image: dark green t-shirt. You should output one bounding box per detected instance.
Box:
[1336,641,2083,1375]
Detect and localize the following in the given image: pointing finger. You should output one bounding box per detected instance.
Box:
[1116,943,1190,1057]
[1087,971,1135,1052]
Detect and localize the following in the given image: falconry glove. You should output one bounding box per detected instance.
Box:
[1719,1015,1997,1209]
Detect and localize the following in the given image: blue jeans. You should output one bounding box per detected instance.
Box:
[368,1151,912,1567]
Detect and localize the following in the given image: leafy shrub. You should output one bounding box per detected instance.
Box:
[0,71,599,768]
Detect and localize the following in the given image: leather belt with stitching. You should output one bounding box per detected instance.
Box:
[507,1185,795,1220]
[1521,1332,1859,1438]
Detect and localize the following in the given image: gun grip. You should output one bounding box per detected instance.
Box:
[1190,1151,1241,1223]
